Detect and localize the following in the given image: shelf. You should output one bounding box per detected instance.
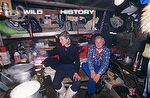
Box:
[2,30,94,39]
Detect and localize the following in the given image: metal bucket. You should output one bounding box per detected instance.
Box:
[10,80,41,98]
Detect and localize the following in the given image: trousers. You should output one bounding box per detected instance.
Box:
[82,63,101,94]
[43,57,81,91]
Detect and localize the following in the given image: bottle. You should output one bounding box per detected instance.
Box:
[0,47,11,65]
[28,51,32,63]
[14,52,21,63]
[133,52,139,72]
[133,63,138,72]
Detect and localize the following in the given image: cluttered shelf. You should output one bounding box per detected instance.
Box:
[1,30,94,39]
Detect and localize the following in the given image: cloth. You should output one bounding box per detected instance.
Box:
[82,63,103,94]
[47,44,80,73]
[110,15,124,28]
[0,20,28,35]
[5,19,25,30]
[84,17,99,30]
[44,66,56,80]
[87,45,110,75]
[121,5,138,15]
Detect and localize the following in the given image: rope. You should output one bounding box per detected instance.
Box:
[99,10,107,33]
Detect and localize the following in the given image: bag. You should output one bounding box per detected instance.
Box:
[30,17,42,33]
[19,16,42,33]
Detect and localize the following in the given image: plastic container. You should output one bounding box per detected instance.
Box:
[0,47,11,65]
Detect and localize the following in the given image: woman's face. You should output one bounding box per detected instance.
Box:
[95,38,105,49]
[59,36,69,46]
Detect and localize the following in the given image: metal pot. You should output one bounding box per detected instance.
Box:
[10,80,41,98]
[13,71,32,83]
[7,63,34,83]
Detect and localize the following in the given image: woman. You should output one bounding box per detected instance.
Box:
[46,31,81,98]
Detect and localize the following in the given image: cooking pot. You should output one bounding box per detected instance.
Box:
[10,80,41,98]
[13,71,32,83]
[7,63,34,83]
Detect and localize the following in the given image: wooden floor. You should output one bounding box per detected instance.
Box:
[1,72,144,98]
[42,76,113,98]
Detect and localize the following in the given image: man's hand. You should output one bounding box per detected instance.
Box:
[91,70,102,83]
[73,73,81,81]
[93,74,101,83]
[91,70,96,79]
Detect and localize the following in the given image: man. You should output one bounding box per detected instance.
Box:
[82,35,110,98]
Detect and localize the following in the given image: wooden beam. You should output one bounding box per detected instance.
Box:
[20,0,113,11]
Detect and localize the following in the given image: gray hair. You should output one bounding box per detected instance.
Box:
[59,31,70,39]
[95,36,105,43]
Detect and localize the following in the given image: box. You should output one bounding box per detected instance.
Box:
[105,70,124,89]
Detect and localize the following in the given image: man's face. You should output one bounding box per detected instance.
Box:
[95,38,104,49]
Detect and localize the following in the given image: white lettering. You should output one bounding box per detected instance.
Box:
[84,10,89,14]
[89,10,95,14]
[31,10,36,14]
[68,10,73,14]
[60,9,95,15]
[24,9,43,14]
[73,10,78,14]
[60,10,65,14]
[24,10,31,14]
[78,10,83,14]
[37,10,43,14]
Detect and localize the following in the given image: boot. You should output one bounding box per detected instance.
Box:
[95,80,105,94]
[84,91,93,98]
[65,85,77,98]
[85,94,92,98]
[56,83,66,98]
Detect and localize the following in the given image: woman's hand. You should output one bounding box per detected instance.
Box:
[73,73,81,81]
